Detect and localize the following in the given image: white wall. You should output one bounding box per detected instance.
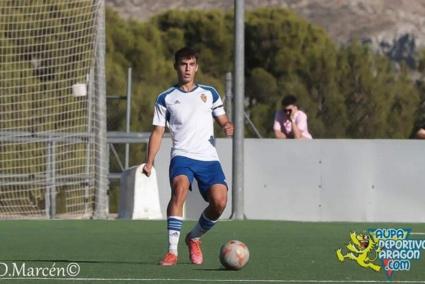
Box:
[154,138,425,222]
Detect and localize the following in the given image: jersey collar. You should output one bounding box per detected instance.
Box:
[176,84,199,93]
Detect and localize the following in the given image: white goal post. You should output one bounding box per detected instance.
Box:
[0,0,108,219]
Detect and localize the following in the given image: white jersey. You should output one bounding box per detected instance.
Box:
[153,84,226,161]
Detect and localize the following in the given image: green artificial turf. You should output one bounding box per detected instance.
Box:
[0,220,424,283]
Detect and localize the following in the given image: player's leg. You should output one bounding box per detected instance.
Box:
[167,175,190,217]
[160,175,190,266]
[189,184,227,238]
[185,184,227,265]
[186,160,228,264]
[205,184,228,219]
[160,157,193,266]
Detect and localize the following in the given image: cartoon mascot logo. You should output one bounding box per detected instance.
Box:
[336,232,381,272]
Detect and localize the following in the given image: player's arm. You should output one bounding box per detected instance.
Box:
[144,93,168,176]
[143,125,165,176]
[210,88,233,137]
[215,115,234,137]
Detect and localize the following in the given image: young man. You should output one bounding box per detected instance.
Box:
[143,47,234,266]
[273,95,312,139]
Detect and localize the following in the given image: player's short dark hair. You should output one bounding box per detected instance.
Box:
[174,47,199,64]
[281,95,297,107]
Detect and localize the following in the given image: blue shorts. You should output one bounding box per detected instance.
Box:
[169,156,228,201]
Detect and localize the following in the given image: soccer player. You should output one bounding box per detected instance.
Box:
[143,47,234,266]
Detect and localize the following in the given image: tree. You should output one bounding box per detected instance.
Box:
[338,42,419,138]
[245,8,348,138]
[105,7,422,139]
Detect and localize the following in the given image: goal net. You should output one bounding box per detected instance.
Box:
[0,0,108,219]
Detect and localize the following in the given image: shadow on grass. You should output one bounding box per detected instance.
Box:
[194,267,229,271]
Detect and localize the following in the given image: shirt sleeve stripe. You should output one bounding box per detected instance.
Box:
[156,87,175,107]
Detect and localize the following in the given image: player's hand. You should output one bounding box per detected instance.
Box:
[223,122,234,137]
[142,163,152,177]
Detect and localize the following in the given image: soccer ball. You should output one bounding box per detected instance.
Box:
[219,240,250,270]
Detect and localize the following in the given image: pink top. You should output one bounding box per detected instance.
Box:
[273,110,312,139]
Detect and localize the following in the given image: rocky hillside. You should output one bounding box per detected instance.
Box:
[106,0,425,66]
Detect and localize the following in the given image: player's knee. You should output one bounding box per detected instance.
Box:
[210,195,227,214]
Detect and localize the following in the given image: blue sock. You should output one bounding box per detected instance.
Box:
[189,213,217,239]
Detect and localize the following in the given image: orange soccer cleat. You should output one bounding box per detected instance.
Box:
[185,234,203,265]
[159,252,178,266]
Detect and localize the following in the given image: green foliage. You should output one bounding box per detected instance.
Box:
[105,8,234,171]
[245,8,348,138]
[338,43,419,138]
[154,9,233,77]
[0,2,102,213]
[105,7,422,140]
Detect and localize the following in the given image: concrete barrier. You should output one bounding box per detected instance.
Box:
[153,139,425,222]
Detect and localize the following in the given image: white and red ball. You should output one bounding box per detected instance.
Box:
[219,240,250,270]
